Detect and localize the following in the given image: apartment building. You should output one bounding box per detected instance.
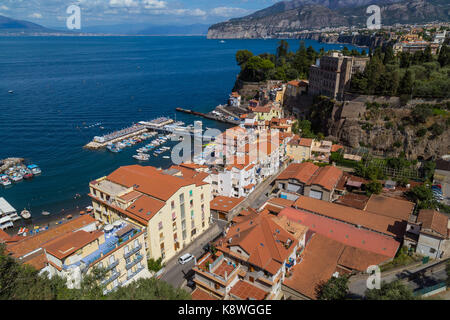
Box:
[286,136,313,162]
[44,220,149,294]
[229,92,241,108]
[285,80,308,98]
[192,211,306,300]
[309,52,369,100]
[274,162,344,202]
[89,164,211,263]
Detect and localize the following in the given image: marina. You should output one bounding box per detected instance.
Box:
[0,159,42,188]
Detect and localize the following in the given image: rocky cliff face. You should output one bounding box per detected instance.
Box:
[207,0,450,39]
[325,97,450,160]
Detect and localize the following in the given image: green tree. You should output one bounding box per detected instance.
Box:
[276,40,289,60]
[107,278,191,300]
[148,257,165,272]
[366,180,383,196]
[317,276,349,300]
[236,50,253,66]
[438,45,449,67]
[399,69,414,95]
[365,280,417,300]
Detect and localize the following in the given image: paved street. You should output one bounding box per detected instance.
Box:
[348,259,449,298]
[160,220,226,288]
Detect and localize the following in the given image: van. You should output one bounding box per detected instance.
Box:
[178,253,194,265]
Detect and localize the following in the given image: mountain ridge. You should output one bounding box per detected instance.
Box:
[208,0,450,39]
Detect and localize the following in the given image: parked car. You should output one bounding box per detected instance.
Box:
[178,253,194,265]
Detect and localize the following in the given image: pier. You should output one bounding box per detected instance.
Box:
[175,107,240,125]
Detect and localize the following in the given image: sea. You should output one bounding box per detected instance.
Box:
[0,36,361,222]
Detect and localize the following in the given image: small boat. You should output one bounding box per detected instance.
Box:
[21,209,31,219]
[86,206,93,212]
[8,90,13,94]
[220,40,225,43]
[79,210,86,215]
[23,173,33,180]
[133,153,150,161]
[163,156,170,159]
[67,215,73,220]
[41,211,50,216]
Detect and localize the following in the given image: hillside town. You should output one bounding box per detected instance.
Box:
[2,28,450,301]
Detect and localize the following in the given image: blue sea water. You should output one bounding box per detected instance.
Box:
[0,36,360,221]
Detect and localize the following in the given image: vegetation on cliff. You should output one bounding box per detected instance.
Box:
[236,40,364,82]
[350,44,450,100]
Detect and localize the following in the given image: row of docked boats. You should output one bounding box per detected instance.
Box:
[132,134,175,161]
[1,164,42,187]
[106,131,157,153]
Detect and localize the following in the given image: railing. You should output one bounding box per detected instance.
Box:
[124,243,142,259]
[106,260,119,271]
[102,271,120,286]
[126,254,143,270]
[127,265,145,280]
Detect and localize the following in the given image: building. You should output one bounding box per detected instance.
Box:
[253,104,283,122]
[400,41,440,55]
[293,195,407,240]
[363,194,415,221]
[192,211,307,300]
[44,220,149,293]
[286,136,313,162]
[274,162,344,202]
[405,209,450,259]
[5,215,97,272]
[210,196,246,221]
[285,80,308,98]
[308,52,369,100]
[89,165,211,263]
[229,92,241,108]
[0,197,20,230]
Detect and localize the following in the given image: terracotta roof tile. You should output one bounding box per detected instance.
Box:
[191,288,218,300]
[44,230,103,260]
[210,196,245,213]
[364,195,415,221]
[417,209,449,238]
[229,280,268,300]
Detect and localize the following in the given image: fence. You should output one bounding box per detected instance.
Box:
[413,281,447,297]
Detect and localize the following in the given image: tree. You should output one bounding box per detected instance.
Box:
[365,280,417,300]
[423,45,433,63]
[236,50,253,66]
[366,180,382,196]
[107,278,191,300]
[316,276,349,300]
[399,69,413,95]
[342,46,351,56]
[406,184,436,210]
[383,46,395,65]
[276,40,289,60]
[438,45,449,67]
[148,257,165,272]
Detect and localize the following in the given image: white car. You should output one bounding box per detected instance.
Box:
[178,253,194,265]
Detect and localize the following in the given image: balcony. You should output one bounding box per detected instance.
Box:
[102,270,120,286]
[124,243,142,259]
[106,260,119,271]
[126,254,143,270]
[127,265,145,281]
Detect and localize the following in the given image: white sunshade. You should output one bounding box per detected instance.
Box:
[103,224,114,232]
[113,220,123,228]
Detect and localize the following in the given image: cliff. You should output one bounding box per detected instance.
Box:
[207,0,450,39]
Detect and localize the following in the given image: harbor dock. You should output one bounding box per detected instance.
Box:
[175,107,240,125]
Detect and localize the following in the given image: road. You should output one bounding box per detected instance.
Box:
[160,220,227,288]
[348,259,449,298]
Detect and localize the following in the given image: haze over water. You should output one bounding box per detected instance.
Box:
[0,36,360,221]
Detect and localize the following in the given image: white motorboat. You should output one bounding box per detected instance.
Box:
[42,211,50,216]
[21,209,31,219]
[133,153,150,161]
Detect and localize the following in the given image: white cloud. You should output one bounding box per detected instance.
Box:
[142,0,166,9]
[210,7,249,17]
[0,5,9,11]
[109,0,139,8]
[28,13,43,19]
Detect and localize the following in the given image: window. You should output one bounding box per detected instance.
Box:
[159,232,164,240]
[202,212,205,221]
[172,212,176,221]
[191,229,196,237]
[93,189,97,196]
[179,193,184,203]
[134,239,139,249]
[158,221,163,230]
[127,269,133,278]
[201,204,205,214]
[201,193,204,201]
[189,190,193,197]
[171,201,175,210]
[182,230,187,240]
[126,257,131,264]
[191,220,195,229]
[430,248,436,254]
[173,221,177,231]
[191,210,194,218]
[202,222,205,228]
[181,220,186,230]
[124,245,129,255]
[173,233,178,240]
[190,199,193,208]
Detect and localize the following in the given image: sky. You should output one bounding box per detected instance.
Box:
[0,0,281,27]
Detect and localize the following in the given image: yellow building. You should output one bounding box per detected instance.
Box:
[44,220,148,294]
[253,104,283,121]
[286,136,313,162]
[89,165,211,264]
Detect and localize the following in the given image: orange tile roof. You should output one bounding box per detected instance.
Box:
[331,144,344,152]
[6,215,96,258]
[243,184,255,190]
[118,190,142,202]
[364,195,415,221]
[299,138,313,147]
[417,209,449,238]
[21,250,48,270]
[337,246,392,271]
[335,193,369,210]
[279,207,400,257]
[266,197,295,209]
[229,280,268,300]
[276,162,319,184]
[293,196,406,238]
[126,195,166,221]
[44,230,103,260]
[253,106,271,113]
[191,288,218,300]
[210,196,245,213]
[218,213,298,275]
[107,165,206,201]
[307,166,343,191]
[283,233,344,300]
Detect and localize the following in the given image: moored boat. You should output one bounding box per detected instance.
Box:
[21,209,31,219]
